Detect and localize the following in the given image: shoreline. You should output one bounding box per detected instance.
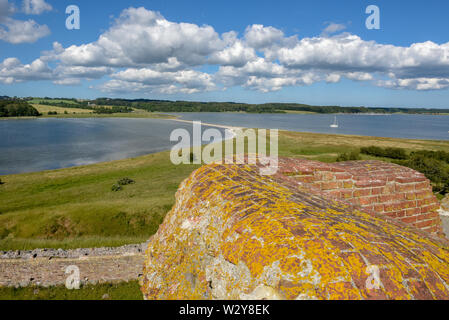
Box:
[2,128,449,177]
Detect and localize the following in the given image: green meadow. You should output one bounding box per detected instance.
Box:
[1,129,448,251]
[0,281,143,300]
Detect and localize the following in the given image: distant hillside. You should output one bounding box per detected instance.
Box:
[93,98,449,114]
[0,100,41,117]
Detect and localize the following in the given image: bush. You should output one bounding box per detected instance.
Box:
[47,111,58,115]
[111,184,123,192]
[0,178,4,185]
[360,146,408,160]
[336,151,361,162]
[395,154,449,195]
[0,100,41,117]
[117,178,135,186]
[410,150,449,164]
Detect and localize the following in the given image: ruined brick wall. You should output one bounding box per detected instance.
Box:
[278,158,443,236]
[141,161,449,300]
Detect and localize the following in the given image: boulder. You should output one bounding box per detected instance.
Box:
[141,161,449,300]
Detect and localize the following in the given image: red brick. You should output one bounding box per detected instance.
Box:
[359,196,378,206]
[343,181,354,189]
[296,176,315,183]
[380,195,395,203]
[416,219,435,229]
[417,212,439,221]
[404,193,416,200]
[396,176,425,183]
[416,191,432,200]
[321,181,339,190]
[417,198,434,207]
[406,208,421,216]
[382,184,395,194]
[392,194,405,201]
[335,173,352,180]
[396,210,406,218]
[373,204,384,212]
[400,200,416,209]
[319,171,335,181]
[353,189,371,197]
[395,184,415,192]
[414,181,430,191]
[401,216,418,224]
[328,190,341,198]
[340,190,353,199]
[354,180,374,188]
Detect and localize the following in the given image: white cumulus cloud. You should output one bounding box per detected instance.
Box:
[22,0,52,15]
[0,0,50,43]
[3,6,449,93]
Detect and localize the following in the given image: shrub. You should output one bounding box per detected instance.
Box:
[48,111,58,115]
[360,146,408,160]
[0,179,4,185]
[111,184,123,192]
[117,178,135,186]
[336,151,361,162]
[395,154,449,195]
[411,150,449,164]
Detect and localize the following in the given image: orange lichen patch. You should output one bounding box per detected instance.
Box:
[141,159,449,300]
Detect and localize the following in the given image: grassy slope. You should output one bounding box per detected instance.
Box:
[0,281,142,300]
[1,130,448,251]
[33,104,175,119]
[32,104,94,115]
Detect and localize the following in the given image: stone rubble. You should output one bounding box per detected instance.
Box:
[0,242,149,260]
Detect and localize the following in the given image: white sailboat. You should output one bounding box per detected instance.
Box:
[330,115,339,128]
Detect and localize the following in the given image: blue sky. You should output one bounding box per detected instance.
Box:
[1,0,449,108]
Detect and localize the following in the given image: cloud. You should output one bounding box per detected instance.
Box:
[0,0,15,21]
[378,77,449,91]
[0,0,50,43]
[56,7,224,68]
[0,57,53,83]
[321,23,346,37]
[3,7,449,93]
[209,39,257,67]
[0,17,50,43]
[244,24,285,49]
[100,67,216,94]
[22,0,52,15]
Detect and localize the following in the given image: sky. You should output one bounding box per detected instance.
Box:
[1,0,449,108]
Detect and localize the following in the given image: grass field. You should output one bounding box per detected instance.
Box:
[32,104,94,115]
[1,129,448,251]
[29,99,80,105]
[0,281,142,300]
[30,103,175,119]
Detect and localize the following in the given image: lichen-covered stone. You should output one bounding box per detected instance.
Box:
[141,160,449,300]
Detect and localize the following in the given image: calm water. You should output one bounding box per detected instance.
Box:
[0,118,225,175]
[1,114,448,175]
[173,113,449,141]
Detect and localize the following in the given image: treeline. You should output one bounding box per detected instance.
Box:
[0,100,41,117]
[32,99,91,110]
[93,98,449,114]
[94,98,283,113]
[358,146,449,195]
[93,106,133,114]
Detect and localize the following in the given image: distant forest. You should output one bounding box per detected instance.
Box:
[93,98,449,114]
[1,96,449,115]
[0,100,41,117]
